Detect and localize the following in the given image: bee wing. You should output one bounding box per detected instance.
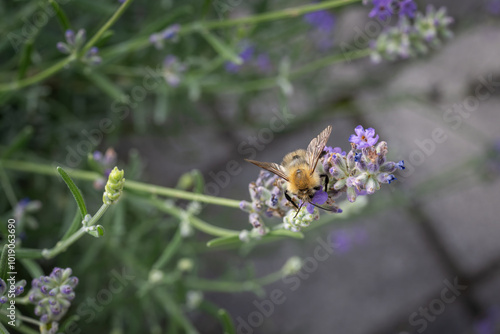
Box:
[306,125,332,175]
[245,159,289,182]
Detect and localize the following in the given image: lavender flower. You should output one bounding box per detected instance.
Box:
[366,1,453,63]
[486,0,500,15]
[369,0,394,20]
[397,0,417,18]
[304,9,335,32]
[283,205,319,232]
[150,24,181,49]
[239,171,290,233]
[414,6,454,43]
[56,29,101,66]
[14,197,42,222]
[225,45,254,73]
[304,9,336,50]
[28,268,78,324]
[0,278,26,304]
[330,227,368,253]
[162,55,186,86]
[349,125,379,148]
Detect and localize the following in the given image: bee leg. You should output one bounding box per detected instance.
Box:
[284,190,299,210]
[320,174,329,192]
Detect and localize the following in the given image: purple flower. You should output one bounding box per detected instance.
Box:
[324,146,346,155]
[397,0,417,18]
[396,160,405,170]
[486,0,500,15]
[306,189,328,214]
[304,10,335,33]
[369,0,394,20]
[93,150,103,162]
[56,42,71,54]
[65,29,75,45]
[149,24,180,49]
[349,125,379,148]
[330,230,352,253]
[163,55,186,86]
[225,45,254,73]
[85,46,102,65]
[28,267,78,324]
[161,24,181,40]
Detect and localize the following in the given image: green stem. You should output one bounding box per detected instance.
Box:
[0,310,41,327]
[0,160,241,208]
[152,228,182,269]
[80,0,134,55]
[255,270,283,286]
[0,163,18,208]
[41,204,109,259]
[0,0,133,93]
[126,179,241,208]
[183,0,362,32]
[0,55,75,92]
[203,49,370,93]
[184,277,262,294]
[148,198,240,237]
[154,290,199,334]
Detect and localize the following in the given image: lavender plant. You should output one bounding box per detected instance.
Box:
[0,0,464,333]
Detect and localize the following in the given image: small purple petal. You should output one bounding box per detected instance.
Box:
[311,190,328,205]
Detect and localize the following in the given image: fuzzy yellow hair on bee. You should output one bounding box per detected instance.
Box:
[245,126,333,217]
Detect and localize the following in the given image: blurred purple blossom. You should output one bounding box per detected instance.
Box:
[163,55,186,86]
[330,227,368,253]
[369,0,394,20]
[304,9,336,50]
[486,0,500,15]
[304,9,335,32]
[398,0,417,18]
[150,24,180,49]
[225,45,254,73]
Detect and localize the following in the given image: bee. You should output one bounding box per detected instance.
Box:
[245,125,333,217]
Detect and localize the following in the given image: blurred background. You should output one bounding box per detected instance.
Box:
[1,0,500,333]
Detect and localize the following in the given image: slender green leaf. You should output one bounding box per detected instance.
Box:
[153,228,182,269]
[57,167,88,219]
[0,244,8,282]
[206,235,240,248]
[198,29,242,65]
[17,40,33,80]
[218,309,236,334]
[49,0,71,31]
[0,320,10,334]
